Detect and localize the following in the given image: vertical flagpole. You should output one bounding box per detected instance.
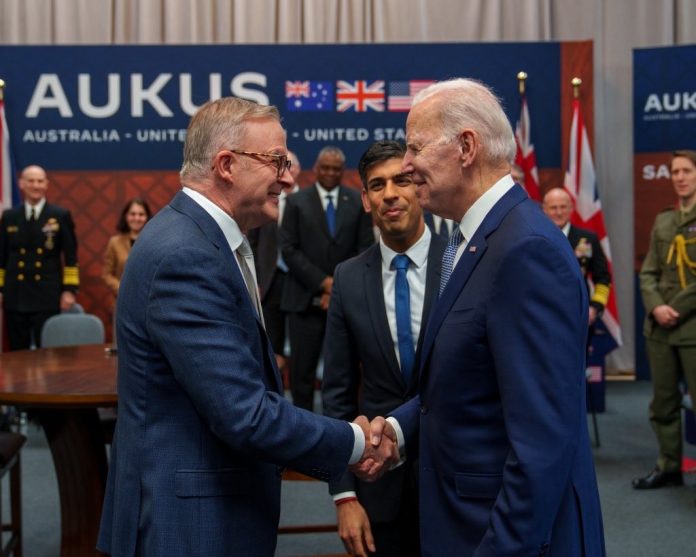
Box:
[0,79,5,101]
[517,71,527,96]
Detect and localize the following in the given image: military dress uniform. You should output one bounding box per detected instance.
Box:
[0,202,79,350]
[568,225,611,319]
[639,203,696,474]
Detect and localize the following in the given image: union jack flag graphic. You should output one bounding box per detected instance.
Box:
[336,80,385,112]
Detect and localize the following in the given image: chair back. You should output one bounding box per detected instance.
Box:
[40,313,105,348]
[64,302,85,314]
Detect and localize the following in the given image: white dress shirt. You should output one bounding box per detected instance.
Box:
[315,182,340,211]
[25,197,46,220]
[380,226,431,367]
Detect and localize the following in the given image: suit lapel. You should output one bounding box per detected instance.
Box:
[418,185,528,383]
[364,246,404,385]
[334,185,352,238]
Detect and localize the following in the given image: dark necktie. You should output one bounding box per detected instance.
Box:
[325,194,336,237]
[29,208,36,221]
[236,237,265,326]
[392,254,415,384]
[438,218,450,240]
[439,227,464,297]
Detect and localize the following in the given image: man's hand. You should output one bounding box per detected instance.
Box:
[336,499,375,557]
[588,306,598,326]
[349,415,399,482]
[319,276,334,311]
[60,291,76,311]
[652,304,679,328]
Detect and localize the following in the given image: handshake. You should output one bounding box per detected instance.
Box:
[348,416,400,482]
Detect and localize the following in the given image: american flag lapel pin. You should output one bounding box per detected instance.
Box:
[468,245,477,252]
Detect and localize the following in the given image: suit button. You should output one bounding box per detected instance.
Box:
[35,261,42,268]
[17,274,24,281]
[19,248,26,255]
[18,261,24,268]
[34,274,41,281]
[36,248,43,254]
[420,405,428,414]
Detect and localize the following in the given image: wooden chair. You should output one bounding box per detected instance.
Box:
[0,432,26,557]
[279,470,349,557]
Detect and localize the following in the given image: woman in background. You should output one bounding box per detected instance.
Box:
[103,198,151,340]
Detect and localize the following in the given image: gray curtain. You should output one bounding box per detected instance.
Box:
[2,0,695,371]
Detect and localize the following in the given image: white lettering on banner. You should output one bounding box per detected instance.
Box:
[22,129,121,143]
[299,128,405,142]
[26,74,74,117]
[24,72,270,118]
[135,129,187,142]
[642,164,671,180]
[643,92,696,113]
[79,74,120,118]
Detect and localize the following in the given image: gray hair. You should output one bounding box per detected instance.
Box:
[180,97,281,182]
[412,78,516,165]
[315,146,346,165]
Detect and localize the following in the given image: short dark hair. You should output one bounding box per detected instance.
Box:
[358,141,407,188]
[117,198,152,233]
[672,150,696,168]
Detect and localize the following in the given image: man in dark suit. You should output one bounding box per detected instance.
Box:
[542,186,611,335]
[0,165,79,350]
[97,98,396,557]
[280,146,374,410]
[368,79,605,556]
[248,151,300,375]
[322,141,446,557]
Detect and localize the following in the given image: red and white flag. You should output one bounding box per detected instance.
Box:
[514,95,541,201]
[564,98,622,347]
[0,95,18,212]
[336,80,385,112]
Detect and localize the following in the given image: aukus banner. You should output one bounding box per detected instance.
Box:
[0,42,590,337]
[0,44,566,170]
[633,44,696,380]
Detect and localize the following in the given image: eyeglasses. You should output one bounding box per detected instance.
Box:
[228,149,292,179]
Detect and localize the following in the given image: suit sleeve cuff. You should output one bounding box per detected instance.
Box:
[348,422,365,465]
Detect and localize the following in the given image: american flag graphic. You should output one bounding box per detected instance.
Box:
[387,80,435,112]
[336,80,385,112]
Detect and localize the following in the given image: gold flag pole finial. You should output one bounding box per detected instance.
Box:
[571,77,582,100]
[517,71,528,96]
[0,79,5,102]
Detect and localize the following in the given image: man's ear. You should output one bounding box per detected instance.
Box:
[361,188,372,213]
[212,150,234,181]
[458,129,478,168]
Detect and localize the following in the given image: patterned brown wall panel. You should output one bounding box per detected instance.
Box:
[633,152,676,271]
[49,171,181,340]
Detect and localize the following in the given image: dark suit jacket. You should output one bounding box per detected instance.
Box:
[0,202,79,312]
[392,185,605,556]
[322,233,446,522]
[247,221,279,301]
[279,184,374,312]
[97,191,355,557]
[567,224,611,312]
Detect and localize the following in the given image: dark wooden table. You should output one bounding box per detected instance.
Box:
[0,343,117,557]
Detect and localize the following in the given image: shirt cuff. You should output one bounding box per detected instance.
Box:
[332,491,358,502]
[386,417,406,464]
[348,421,365,465]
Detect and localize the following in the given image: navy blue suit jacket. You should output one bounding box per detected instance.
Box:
[97,191,354,557]
[322,233,446,521]
[392,185,605,556]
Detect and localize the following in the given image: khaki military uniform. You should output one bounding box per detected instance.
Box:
[639,203,696,473]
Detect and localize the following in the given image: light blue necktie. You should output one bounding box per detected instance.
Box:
[325,194,336,237]
[392,254,415,384]
[439,227,464,297]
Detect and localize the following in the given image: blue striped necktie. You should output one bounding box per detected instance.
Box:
[439,227,464,296]
[392,254,415,384]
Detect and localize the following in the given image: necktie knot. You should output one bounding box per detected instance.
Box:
[392,254,410,272]
[237,237,253,257]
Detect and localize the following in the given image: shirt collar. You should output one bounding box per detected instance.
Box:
[315,182,339,199]
[25,197,46,219]
[561,222,571,237]
[380,225,431,269]
[182,187,243,252]
[458,174,515,242]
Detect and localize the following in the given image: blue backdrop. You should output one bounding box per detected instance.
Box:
[0,43,562,170]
